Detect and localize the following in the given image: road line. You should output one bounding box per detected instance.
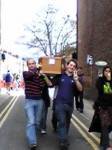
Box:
[72,114,100,144]
[71,119,99,150]
[80,113,90,120]
[0,96,19,128]
[0,96,16,119]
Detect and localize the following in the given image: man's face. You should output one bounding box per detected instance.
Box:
[66,61,77,74]
[27,59,36,71]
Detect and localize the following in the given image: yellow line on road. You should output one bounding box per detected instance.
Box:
[0,96,19,128]
[71,119,99,150]
[72,114,100,144]
[0,96,16,119]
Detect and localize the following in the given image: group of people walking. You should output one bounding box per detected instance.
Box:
[23,58,83,150]
[23,57,112,150]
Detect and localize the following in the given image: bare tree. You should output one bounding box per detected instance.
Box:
[19,4,76,56]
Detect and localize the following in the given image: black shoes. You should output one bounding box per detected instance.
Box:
[53,127,57,133]
[30,144,37,150]
[79,109,83,113]
[59,143,68,150]
[76,108,83,113]
[59,141,69,150]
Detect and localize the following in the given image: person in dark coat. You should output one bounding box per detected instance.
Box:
[41,84,51,134]
[75,67,84,113]
[36,65,51,134]
[51,85,58,132]
[89,65,112,150]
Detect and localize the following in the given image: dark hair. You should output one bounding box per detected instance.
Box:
[67,59,78,68]
[102,65,112,77]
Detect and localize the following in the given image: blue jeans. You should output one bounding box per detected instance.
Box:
[24,99,44,145]
[55,103,73,142]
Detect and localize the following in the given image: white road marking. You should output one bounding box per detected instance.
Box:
[0,96,19,128]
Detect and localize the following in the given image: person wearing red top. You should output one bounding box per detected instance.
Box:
[23,58,52,150]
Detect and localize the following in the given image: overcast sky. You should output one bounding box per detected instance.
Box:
[1,0,77,58]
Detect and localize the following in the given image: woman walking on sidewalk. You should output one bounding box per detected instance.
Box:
[89,65,112,150]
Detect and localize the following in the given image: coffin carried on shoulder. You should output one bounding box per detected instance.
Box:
[38,56,65,74]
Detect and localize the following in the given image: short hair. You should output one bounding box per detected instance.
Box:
[67,59,78,68]
[26,58,36,65]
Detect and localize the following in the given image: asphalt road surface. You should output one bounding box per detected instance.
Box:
[0,95,98,150]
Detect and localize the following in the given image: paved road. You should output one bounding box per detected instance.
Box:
[0,95,97,150]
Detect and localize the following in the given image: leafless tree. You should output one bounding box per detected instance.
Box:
[19,4,76,56]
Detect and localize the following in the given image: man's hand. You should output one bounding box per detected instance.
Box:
[39,71,52,86]
[73,70,79,81]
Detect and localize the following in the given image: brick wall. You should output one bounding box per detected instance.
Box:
[77,0,112,83]
[77,0,112,99]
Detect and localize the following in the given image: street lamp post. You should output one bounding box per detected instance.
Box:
[95,61,108,77]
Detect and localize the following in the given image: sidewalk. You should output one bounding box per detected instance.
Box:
[83,98,112,140]
[83,98,94,120]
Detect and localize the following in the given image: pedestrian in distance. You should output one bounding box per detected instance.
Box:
[89,65,112,150]
[75,66,84,113]
[23,58,52,150]
[4,70,13,94]
[52,59,83,150]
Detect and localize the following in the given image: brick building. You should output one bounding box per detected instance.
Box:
[77,0,112,87]
[77,0,112,99]
[0,0,1,45]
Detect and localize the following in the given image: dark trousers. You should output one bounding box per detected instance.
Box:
[51,100,57,131]
[99,108,111,149]
[41,102,48,130]
[51,111,57,131]
[55,103,73,142]
[75,91,84,110]
[100,127,109,150]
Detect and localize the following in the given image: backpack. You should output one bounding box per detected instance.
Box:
[5,73,12,82]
